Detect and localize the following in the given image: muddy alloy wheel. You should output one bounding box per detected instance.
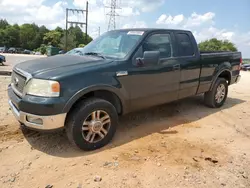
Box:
[82,110,111,143]
[204,78,228,108]
[215,84,226,104]
[65,98,118,151]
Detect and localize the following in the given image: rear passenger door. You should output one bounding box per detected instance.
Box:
[175,32,201,99]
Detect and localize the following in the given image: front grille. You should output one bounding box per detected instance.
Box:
[11,71,27,94]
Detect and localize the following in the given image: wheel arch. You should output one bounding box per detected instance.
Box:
[210,69,232,91]
[63,85,127,116]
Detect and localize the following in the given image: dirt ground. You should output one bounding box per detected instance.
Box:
[0,72,250,188]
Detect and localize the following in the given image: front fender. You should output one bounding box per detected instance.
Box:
[62,84,129,114]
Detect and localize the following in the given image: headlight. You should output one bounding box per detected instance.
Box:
[25,79,60,97]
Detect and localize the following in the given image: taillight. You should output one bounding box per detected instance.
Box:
[239,57,242,70]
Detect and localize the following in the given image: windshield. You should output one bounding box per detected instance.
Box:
[66,30,144,59]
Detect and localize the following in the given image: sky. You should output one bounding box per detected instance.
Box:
[0,0,250,57]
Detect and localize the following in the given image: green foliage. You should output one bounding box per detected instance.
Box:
[43,30,61,46]
[0,19,93,51]
[19,23,38,50]
[35,44,47,55]
[78,44,86,47]
[198,38,237,52]
[59,32,77,50]
[4,25,20,47]
[0,19,9,30]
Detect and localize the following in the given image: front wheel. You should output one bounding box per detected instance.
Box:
[65,98,118,151]
[204,78,228,108]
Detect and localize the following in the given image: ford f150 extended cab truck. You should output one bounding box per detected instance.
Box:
[8,28,242,151]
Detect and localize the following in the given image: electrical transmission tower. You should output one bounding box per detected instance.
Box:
[106,0,120,31]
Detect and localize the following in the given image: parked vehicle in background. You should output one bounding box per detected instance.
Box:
[35,52,41,55]
[8,47,17,53]
[0,47,8,53]
[241,64,250,71]
[59,50,66,54]
[0,54,6,65]
[8,28,242,151]
[23,49,32,54]
[16,48,24,54]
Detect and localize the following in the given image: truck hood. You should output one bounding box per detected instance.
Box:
[14,54,113,76]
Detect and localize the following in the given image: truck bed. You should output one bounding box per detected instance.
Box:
[200,51,241,61]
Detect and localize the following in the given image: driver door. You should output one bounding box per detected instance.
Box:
[119,32,181,112]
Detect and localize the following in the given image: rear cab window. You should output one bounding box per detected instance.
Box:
[176,33,195,57]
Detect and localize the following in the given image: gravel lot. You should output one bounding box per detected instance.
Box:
[0,71,250,188]
[0,53,45,67]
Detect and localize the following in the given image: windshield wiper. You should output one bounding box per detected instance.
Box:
[84,52,105,59]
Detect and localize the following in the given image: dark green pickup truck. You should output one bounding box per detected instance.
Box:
[8,28,242,150]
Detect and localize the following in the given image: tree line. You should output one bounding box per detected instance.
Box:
[0,19,238,54]
[0,19,93,54]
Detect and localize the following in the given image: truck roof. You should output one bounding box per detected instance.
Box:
[112,28,191,33]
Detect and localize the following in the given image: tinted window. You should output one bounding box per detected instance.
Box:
[143,34,172,58]
[176,33,194,56]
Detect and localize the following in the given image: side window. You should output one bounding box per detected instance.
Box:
[143,34,172,58]
[176,33,194,56]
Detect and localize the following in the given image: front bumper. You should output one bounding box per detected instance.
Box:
[8,99,66,131]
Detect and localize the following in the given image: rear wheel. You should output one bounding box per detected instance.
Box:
[65,98,118,151]
[204,78,228,108]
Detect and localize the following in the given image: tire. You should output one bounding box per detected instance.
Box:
[204,78,228,108]
[65,98,118,151]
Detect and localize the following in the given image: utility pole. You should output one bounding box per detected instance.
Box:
[85,1,88,42]
[65,1,88,51]
[106,0,120,31]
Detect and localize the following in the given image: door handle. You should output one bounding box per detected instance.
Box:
[173,64,180,70]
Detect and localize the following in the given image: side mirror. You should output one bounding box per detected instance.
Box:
[136,51,160,67]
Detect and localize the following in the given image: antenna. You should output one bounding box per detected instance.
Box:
[106,0,120,31]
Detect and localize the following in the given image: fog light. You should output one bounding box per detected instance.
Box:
[26,115,43,125]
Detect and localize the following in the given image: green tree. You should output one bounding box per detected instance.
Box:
[0,19,93,50]
[67,26,93,46]
[59,32,77,50]
[0,19,9,30]
[20,23,39,49]
[68,26,85,46]
[3,25,20,47]
[43,30,61,46]
[198,38,237,52]
[55,26,64,37]
[0,29,7,46]
[35,44,47,55]
[34,25,49,48]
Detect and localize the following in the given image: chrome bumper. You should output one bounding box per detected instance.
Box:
[8,100,66,130]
